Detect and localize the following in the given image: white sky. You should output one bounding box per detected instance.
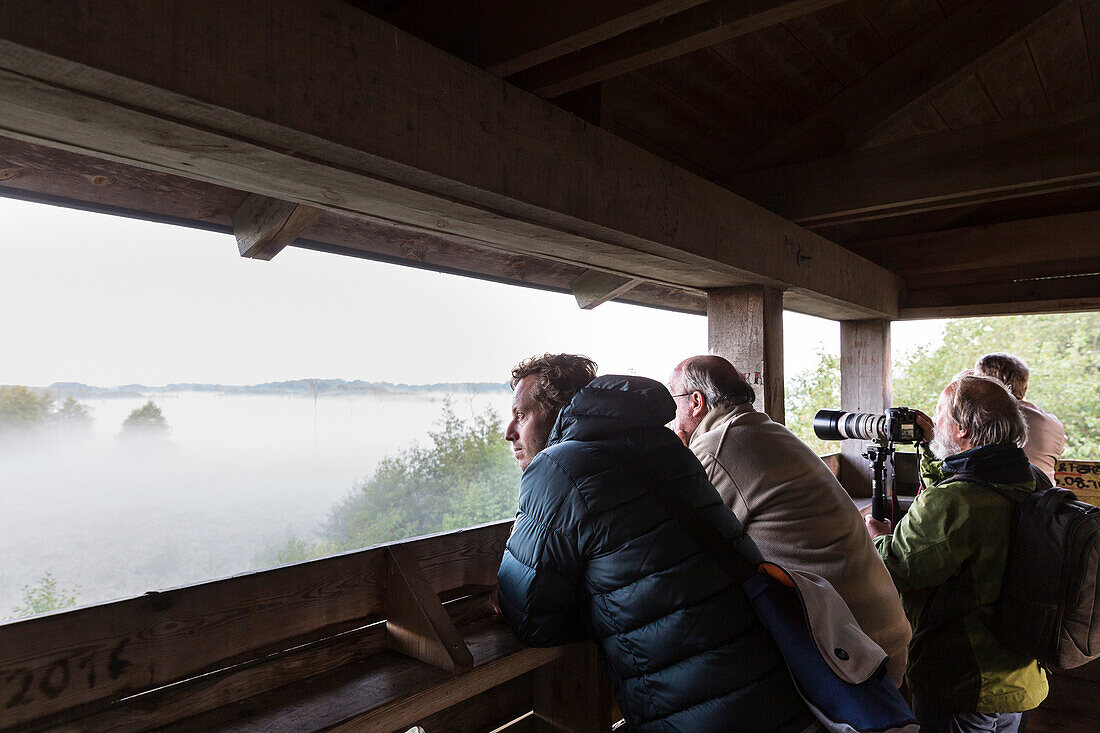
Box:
[0,197,943,387]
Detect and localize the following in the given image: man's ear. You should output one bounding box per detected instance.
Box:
[690,391,707,417]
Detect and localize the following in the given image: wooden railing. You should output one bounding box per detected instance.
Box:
[6,458,1098,731]
[0,520,613,732]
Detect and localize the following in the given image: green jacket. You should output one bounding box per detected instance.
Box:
[874,444,1048,713]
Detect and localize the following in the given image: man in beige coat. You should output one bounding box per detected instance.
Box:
[975,352,1065,485]
[669,354,912,684]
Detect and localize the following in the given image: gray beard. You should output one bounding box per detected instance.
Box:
[930,433,961,460]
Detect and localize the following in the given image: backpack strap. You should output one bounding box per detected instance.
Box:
[934,464,1051,502]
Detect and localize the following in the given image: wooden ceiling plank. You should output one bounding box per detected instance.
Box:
[0,0,898,320]
[616,70,749,171]
[506,0,848,99]
[782,2,893,86]
[927,73,1002,129]
[862,101,948,148]
[737,0,1073,172]
[854,0,946,53]
[1027,3,1095,110]
[637,51,784,146]
[724,98,1100,227]
[977,40,1051,119]
[1083,0,1100,98]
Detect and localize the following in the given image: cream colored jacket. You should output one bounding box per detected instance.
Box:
[689,403,912,684]
[1020,400,1065,485]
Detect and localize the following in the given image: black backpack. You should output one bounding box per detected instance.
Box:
[989,485,1100,671]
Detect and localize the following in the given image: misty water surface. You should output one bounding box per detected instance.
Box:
[0,389,513,614]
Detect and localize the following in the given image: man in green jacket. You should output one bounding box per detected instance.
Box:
[866,373,1047,733]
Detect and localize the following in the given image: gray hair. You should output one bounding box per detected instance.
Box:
[948,374,1027,448]
[974,353,1029,400]
[679,357,755,410]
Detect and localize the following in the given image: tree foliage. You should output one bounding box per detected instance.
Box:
[261,400,520,566]
[10,572,78,619]
[0,387,93,433]
[785,350,843,456]
[0,385,51,428]
[785,313,1100,459]
[122,400,169,434]
[55,396,93,428]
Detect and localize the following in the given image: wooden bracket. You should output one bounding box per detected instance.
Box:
[569,269,640,310]
[385,545,474,673]
[232,193,321,260]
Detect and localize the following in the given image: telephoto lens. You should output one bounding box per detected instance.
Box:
[813,409,888,441]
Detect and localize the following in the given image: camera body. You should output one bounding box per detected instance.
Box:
[813,406,922,444]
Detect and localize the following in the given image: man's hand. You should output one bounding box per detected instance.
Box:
[865,514,892,539]
[911,409,934,444]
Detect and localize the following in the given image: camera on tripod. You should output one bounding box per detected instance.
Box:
[813,407,923,445]
[813,407,925,523]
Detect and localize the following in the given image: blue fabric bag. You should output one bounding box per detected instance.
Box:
[743,565,918,733]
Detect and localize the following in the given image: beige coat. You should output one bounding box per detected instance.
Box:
[1020,400,1065,485]
[689,403,912,684]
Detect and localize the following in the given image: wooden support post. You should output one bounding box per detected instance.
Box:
[707,286,785,424]
[839,320,892,498]
[385,545,474,672]
[232,193,321,260]
[532,643,613,732]
[569,269,640,309]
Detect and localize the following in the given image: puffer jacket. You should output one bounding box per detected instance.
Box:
[497,376,814,733]
[874,444,1049,713]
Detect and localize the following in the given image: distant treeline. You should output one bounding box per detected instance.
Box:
[30,379,511,399]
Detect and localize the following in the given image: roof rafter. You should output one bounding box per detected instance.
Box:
[723,98,1100,227]
[507,0,847,99]
[735,0,1076,172]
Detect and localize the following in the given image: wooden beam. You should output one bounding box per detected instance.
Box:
[849,210,1100,279]
[569,269,641,309]
[376,0,712,78]
[901,274,1100,319]
[736,0,1074,172]
[0,135,706,314]
[839,320,892,498]
[385,546,474,672]
[508,0,846,99]
[725,100,1100,228]
[0,0,899,321]
[707,286,785,424]
[232,193,321,260]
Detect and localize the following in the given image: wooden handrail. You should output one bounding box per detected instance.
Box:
[0,520,513,730]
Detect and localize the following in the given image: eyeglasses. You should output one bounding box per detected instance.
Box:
[670,393,691,399]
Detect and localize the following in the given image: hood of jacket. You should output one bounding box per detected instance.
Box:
[939,443,1036,490]
[546,374,674,446]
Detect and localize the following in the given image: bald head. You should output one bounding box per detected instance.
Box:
[671,355,756,410]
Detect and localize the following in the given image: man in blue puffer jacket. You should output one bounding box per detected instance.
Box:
[497,354,815,733]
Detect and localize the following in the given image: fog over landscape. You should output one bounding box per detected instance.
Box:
[0,385,513,613]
